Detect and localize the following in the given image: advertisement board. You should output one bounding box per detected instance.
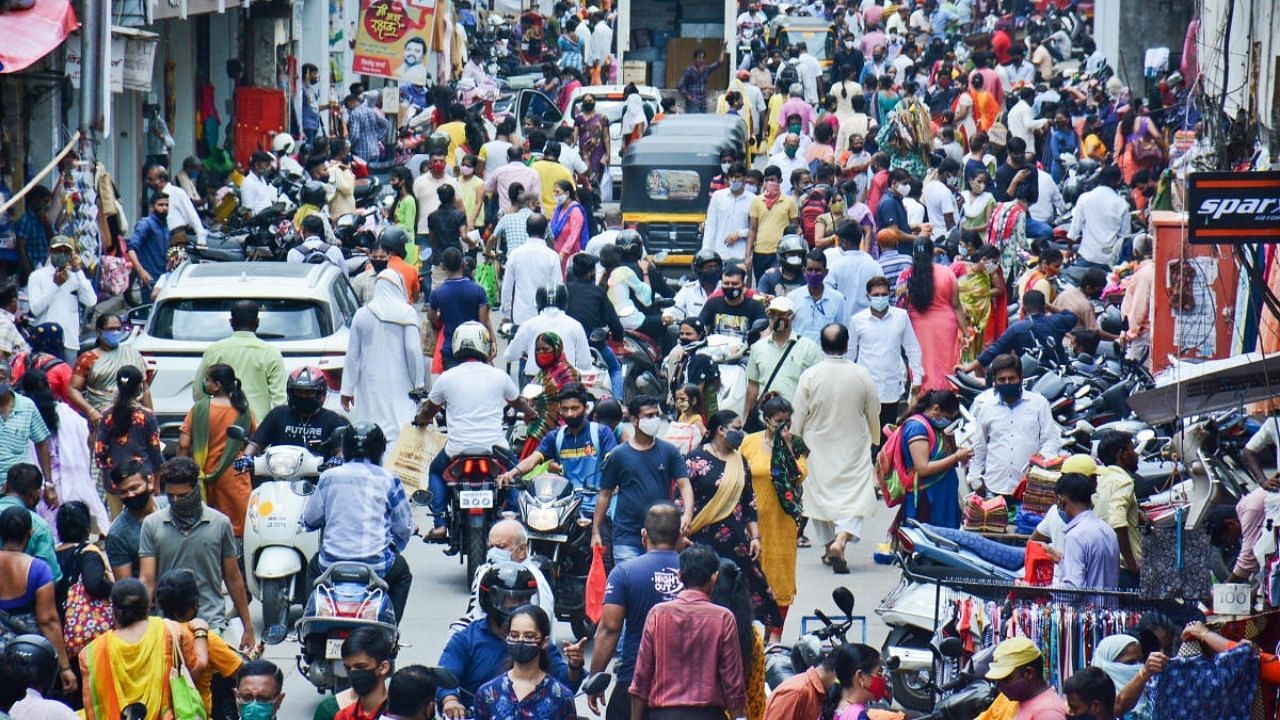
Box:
[1187,171,1280,244]
[351,0,437,81]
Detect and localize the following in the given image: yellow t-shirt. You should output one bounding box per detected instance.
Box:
[177,622,243,711]
[748,195,799,255]
[532,160,575,217]
[438,121,468,167]
[1083,133,1107,161]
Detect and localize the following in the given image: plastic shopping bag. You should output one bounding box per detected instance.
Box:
[585,545,607,623]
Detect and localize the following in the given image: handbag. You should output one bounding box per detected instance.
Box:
[99,235,132,296]
[585,545,607,623]
[1130,125,1165,164]
[744,338,796,433]
[63,544,116,658]
[168,624,209,720]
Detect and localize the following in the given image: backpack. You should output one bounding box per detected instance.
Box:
[777,61,800,91]
[301,241,336,265]
[874,414,935,508]
[799,186,829,246]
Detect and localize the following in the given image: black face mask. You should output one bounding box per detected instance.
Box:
[723,287,743,301]
[581,101,596,113]
[700,269,721,285]
[121,492,151,512]
[347,669,381,696]
[370,258,389,273]
[290,394,322,415]
[564,413,585,429]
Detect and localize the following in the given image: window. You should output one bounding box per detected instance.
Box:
[149,298,331,341]
[645,170,702,201]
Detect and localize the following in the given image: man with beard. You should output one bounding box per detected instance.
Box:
[127,191,170,290]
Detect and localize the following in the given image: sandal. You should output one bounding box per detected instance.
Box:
[830,556,850,574]
[424,526,448,541]
[797,534,812,548]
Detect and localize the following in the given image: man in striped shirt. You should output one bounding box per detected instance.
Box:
[876,229,913,296]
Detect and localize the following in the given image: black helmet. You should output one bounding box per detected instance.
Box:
[4,633,58,694]
[535,282,567,311]
[287,366,328,415]
[380,226,410,256]
[478,561,539,626]
[301,181,329,207]
[334,213,360,245]
[692,249,723,273]
[615,230,643,261]
[342,422,387,463]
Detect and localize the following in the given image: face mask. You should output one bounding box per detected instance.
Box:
[783,254,803,268]
[121,492,151,512]
[895,182,912,195]
[725,429,745,450]
[730,180,744,192]
[102,329,126,349]
[946,175,960,189]
[370,258,389,273]
[674,399,690,413]
[723,287,743,301]
[867,674,891,702]
[554,193,568,206]
[50,253,71,269]
[771,318,790,333]
[564,413,585,429]
[678,337,696,348]
[430,160,446,174]
[637,415,662,437]
[721,162,732,174]
[581,101,596,113]
[238,701,277,720]
[461,165,475,177]
[486,546,513,564]
[784,145,798,158]
[928,415,954,431]
[994,382,1023,403]
[983,261,998,274]
[845,40,856,48]
[347,668,381,697]
[699,268,721,285]
[535,350,557,368]
[290,394,322,415]
[869,295,891,312]
[999,675,1039,702]
[0,382,11,397]
[804,271,826,288]
[1058,506,1070,524]
[168,490,203,527]
[507,640,542,664]
[830,202,846,215]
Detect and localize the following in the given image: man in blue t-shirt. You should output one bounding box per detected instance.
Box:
[586,502,684,720]
[428,246,491,370]
[498,383,616,515]
[592,395,692,565]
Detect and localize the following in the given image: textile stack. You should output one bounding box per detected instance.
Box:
[963,493,1008,533]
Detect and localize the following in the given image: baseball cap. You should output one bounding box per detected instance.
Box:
[985,637,1042,680]
[49,235,75,251]
[1061,454,1098,477]
[767,296,795,314]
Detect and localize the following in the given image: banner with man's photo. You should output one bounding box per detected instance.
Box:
[352,0,438,81]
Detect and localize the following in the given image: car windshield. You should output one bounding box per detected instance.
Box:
[149,298,330,341]
[568,98,658,125]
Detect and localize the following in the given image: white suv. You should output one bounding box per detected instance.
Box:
[128,262,358,453]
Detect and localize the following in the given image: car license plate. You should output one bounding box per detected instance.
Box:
[528,531,569,542]
[325,639,343,660]
[458,490,493,509]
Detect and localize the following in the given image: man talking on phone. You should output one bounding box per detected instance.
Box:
[28,235,94,363]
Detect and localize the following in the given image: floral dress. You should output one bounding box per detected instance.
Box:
[684,448,783,628]
[473,673,576,720]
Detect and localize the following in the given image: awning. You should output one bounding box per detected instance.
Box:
[1126,353,1280,424]
[0,0,80,74]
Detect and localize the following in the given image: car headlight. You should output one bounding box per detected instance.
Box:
[265,449,304,479]
[527,507,560,532]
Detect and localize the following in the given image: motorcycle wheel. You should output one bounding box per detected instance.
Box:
[883,627,936,712]
[465,514,488,588]
[570,613,596,641]
[260,577,290,634]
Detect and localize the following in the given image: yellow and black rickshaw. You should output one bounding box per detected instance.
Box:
[767,15,836,76]
[644,113,753,164]
[621,134,738,271]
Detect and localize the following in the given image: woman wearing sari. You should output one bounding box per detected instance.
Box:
[69,314,149,425]
[574,94,610,195]
[684,410,782,629]
[80,578,203,720]
[899,391,970,529]
[620,86,648,150]
[955,245,1006,363]
[550,181,589,273]
[519,332,581,459]
[178,363,254,537]
[739,394,807,642]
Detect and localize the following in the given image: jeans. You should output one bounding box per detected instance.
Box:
[1025,217,1054,240]
[612,543,643,564]
[596,342,625,398]
[428,449,452,528]
[1073,257,1111,272]
[751,251,776,282]
[308,551,413,625]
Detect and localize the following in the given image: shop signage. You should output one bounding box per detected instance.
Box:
[1187,171,1280,244]
[352,0,437,81]
[65,27,158,93]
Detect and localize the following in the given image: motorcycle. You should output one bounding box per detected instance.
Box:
[516,473,598,639]
[612,328,664,404]
[240,203,298,261]
[228,425,324,638]
[915,638,998,720]
[291,561,399,693]
[698,333,750,416]
[764,586,858,692]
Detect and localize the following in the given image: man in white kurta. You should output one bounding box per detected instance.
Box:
[340,270,426,454]
[791,322,881,572]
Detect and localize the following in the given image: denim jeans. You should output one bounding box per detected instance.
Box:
[1025,217,1054,240]
[612,544,643,564]
[428,449,451,527]
[596,342,625,399]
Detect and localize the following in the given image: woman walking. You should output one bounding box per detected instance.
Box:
[520,332,581,459]
[897,238,968,392]
[0,506,77,695]
[1116,98,1165,185]
[711,559,766,720]
[820,644,888,720]
[955,245,1005,362]
[684,410,782,629]
[178,363,254,536]
[69,314,149,425]
[898,390,971,529]
[739,394,807,642]
[94,366,165,508]
[550,181,589,272]
[574,94,611,198]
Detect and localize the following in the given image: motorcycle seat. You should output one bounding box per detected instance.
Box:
[951,371,986,391]
[315,561,390,593]
[916,523,1026,573]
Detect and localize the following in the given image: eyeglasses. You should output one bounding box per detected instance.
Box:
[507,632,543,643]
[235,692,279,704]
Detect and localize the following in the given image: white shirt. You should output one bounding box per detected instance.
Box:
[559,145,589,176]
[798,53,821,103]
[826,249,883,316]
[1068,185,1130,265]
[903,197,926,228]
[240,171,281,215]
[162,182,207,244]
[847,307,924,402]
[428,361,519,456]
[921,179,958,239]
[670,280,715,322]
[1035,502,1068,549]
[769,133,813,158]
[970,389,1063,495]
[27,263,95,352]
[10,689,78,720]
[736,10,766,29]
[590,21,614,64]
[1029,169,1064,223]
[703,187,754,262]
[767,153,810,194]
[1246,416,1280,470]
[1007,100,1048,150]
[480,139,514,171]
[501,239,562,325]
[286,236,346,267]
[504,307,592,377]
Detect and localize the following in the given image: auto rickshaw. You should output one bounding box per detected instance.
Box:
[644,113,753,164]
[767,15,836,76]
[621,134,738,271]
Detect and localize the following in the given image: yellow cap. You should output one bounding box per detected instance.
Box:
[1060,454,1098,477]
[985,637,1042,680]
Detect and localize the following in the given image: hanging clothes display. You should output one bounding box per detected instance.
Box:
[1142,643,1257,720]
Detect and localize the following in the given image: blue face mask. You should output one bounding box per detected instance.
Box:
[1057,506,1070,524]
[486,546,512,565]
[102,329,127,349]
[928,415,954,431]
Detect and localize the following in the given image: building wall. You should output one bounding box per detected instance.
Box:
[1097,0,1194,87]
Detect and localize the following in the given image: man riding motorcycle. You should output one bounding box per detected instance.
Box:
[238,366,350,468]
[300,422,414,623]
[417,322,537,540]
[756,234,808,296]
[667,250,724,325]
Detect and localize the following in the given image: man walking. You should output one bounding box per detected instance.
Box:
[792,324,881,574]
[348,92,390,164]
[630,544,746,720]
[678,49,725,113]
[849,276,923,438]
[787,250,847,344]
[193,300,287,425]
[127,191,170,290]
[744,296,822,423]
[428,247,492,372]
[341,271,424,452]
[501,215,562,326]
[969,353,1062,501]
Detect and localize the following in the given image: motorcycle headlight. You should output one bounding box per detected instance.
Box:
[265,449,305,479]
[527,507,560,532]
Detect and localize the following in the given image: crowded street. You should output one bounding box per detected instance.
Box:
[2,0,1280,719]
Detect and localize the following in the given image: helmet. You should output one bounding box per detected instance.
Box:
[287,366,328,414]
[452,321,493,363]
[342,422,387,463]
[380,226,410,255]
[615,230,643,260]
[777,234,807,268]
[535,282,567,311]
[478,561,539,626]
[692,249,723,273]
[334,213,360,245]
[301,181,329,207]
[271,132,297,155]
[4,633,58,694]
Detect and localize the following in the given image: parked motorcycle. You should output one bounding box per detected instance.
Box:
[292,561,399,693]
[764,586,858,692]
[516,473,598,639]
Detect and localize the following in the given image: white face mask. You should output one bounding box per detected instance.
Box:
[637,416,662,437]
[486,546,512,564]
[896,182,912,195]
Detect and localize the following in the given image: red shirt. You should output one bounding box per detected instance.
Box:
[629,589,746,711]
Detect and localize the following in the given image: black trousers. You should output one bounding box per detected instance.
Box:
[308,551,412,625]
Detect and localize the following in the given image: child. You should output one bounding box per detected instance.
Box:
[673,383,708,438]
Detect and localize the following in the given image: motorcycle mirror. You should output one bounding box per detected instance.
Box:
[939,636,965,658]
[121,703,148,720]
[581,672,612,696]
[291,480,316,497]
[262,624,288,646]
[1136,428,1156,452]
[409,489,433,507]
[1073,420,1094,438]
[832,586,855,617]
[226,426,248,443]
[653,250,670,263]
[884,655,901,671]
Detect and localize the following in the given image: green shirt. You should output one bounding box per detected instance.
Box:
[193,331,286,424]
[746,333,823,403]
[138,504,238,629]
[0,495,61,582]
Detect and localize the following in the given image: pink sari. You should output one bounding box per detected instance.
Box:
[899,263,961,392]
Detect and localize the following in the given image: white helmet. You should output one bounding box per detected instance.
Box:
[272,132,297,155]
[452,321,493,362]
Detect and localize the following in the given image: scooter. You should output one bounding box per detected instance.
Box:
[229,425,322,637]
[914,638,998,720]
[516,473,598,639]
[764,586,858,692]
[292,561,399,694]
[698,333,750,416]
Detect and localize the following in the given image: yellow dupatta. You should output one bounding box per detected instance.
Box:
[689,451,746,535]
[957,267,993,363]
[83,617,174,720]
